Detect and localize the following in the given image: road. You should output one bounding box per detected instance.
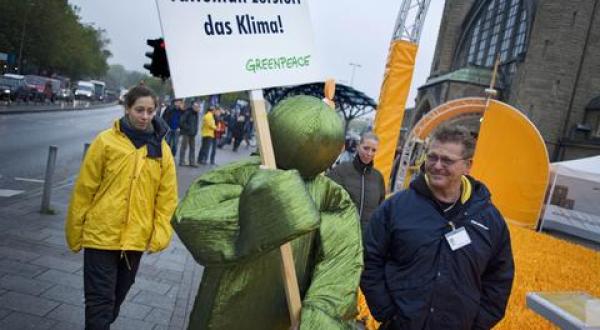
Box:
[0,106,123,204]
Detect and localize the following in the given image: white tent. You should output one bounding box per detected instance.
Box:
[540,156,600,243]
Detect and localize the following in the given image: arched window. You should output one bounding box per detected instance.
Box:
[460,0,530,68]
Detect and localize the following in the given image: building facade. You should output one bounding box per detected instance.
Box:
[412,0,600,160]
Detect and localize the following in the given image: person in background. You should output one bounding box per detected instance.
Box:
[333,136,359,167]
[162,98,185,156]
[214,107,227,152]
[361,124,514,329]
[327,132,385,236]
[65,85,178,329]
[197,106,217,164]
[232,107,247,152]
[179,101,200,167]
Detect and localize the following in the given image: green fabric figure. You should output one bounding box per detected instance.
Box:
[172,96,363,329]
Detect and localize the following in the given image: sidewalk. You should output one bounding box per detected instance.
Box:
[0,101,117,115]
[0,145,254,330]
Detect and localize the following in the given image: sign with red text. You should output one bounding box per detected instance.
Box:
[156,0,322,98]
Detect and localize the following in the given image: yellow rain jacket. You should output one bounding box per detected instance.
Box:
[201,111,216,138]
[65,120,178,253]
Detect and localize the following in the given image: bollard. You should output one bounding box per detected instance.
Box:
[82,143,91,161]
[41,145,58,214]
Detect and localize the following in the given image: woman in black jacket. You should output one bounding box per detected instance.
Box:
[327,132,386,235]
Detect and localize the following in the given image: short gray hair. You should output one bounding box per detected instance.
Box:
[430,124,476,158]
[360,132,379,144]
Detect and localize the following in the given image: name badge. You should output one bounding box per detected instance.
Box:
[445,227,471,251]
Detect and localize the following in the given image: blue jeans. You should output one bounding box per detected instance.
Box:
[166,130,180,156]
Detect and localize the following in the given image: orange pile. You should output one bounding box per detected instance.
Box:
[357,224,600,329]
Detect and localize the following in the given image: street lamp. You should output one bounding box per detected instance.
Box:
[349,62,362,87]
[18,1,34,74]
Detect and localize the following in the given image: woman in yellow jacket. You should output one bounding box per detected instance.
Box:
[65,85,177,329]
[197,105,217,165]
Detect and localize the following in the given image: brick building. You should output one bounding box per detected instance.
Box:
[412,0,600,160]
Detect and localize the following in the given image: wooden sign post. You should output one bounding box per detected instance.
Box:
[248,89,302,327]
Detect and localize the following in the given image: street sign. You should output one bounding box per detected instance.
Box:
[155,0,322,98]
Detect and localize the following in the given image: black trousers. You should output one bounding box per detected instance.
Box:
[84,249,142,330]
[198,136,214,163]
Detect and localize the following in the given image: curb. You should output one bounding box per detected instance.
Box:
[0,102,119,115]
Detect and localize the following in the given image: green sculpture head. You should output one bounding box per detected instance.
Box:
[268,95,344,179]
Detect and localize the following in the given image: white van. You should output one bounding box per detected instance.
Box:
[74,81,94,100]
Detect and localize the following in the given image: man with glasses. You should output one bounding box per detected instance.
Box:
[361,124,514,330]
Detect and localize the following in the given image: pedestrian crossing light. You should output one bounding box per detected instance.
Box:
[144,38,170,80]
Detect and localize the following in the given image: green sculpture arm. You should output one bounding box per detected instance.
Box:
[172,157,320,267]
[299,175,364,329]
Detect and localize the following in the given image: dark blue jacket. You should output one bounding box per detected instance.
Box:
[161,105,181,131]
[360,175,514,330]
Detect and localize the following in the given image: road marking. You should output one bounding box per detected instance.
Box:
[14,177,45,183]
[15,176,44,183]
[0,189,24,197]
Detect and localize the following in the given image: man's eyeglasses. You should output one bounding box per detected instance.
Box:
[425,153,470,167]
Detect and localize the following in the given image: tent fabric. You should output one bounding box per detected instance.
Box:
[541,155,600,243]
[373,40,418,190]
[551,155,600,183]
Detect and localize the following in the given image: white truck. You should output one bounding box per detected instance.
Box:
[90,80,106,101]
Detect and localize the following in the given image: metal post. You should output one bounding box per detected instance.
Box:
[82,143,90,161]
[41,145,58,214]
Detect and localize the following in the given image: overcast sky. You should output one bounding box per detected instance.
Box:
[68,0,445,107]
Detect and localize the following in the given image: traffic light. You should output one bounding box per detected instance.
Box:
[144,38,170,80]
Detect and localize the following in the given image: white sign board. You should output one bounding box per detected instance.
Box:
[155,0,323,98]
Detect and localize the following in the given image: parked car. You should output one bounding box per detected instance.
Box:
[56,88,73,102]
[0,83,11,102]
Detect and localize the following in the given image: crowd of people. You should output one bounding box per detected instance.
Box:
[65,85,514,330]
[159,97,256,167]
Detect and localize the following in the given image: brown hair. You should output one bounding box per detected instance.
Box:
[124,85,157,109]
[430,124,476,158]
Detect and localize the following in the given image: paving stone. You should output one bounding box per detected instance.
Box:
[0,246,40,262]
[0,307,11,320]
[143,307,172,326]
[111,315,156,330]
[36,269,83,289]
[0,311,57,330]
[30,255,82,273]
[118,301,153,321]
[152,325,169,330]
[129,285,143,300]
[46,303,85,325]
[50,321,84,330]
[0,258,47,278]
[41,284,84,306]
[132,278,172,295]
[132,290,175,310]
[155,260,185,272]
[156,269,183,283]
[44,235,68,248]
[169,314,186,328]
[0,274,55,296]
[0,291,60,316]
[6,228,52,241]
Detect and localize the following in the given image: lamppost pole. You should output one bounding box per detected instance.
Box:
[17,0,33,74]
[349,62,362,87]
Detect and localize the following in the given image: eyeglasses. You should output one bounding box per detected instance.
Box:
[425,153,470,167]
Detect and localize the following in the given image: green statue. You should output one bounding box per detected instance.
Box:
[172,95,363,329]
